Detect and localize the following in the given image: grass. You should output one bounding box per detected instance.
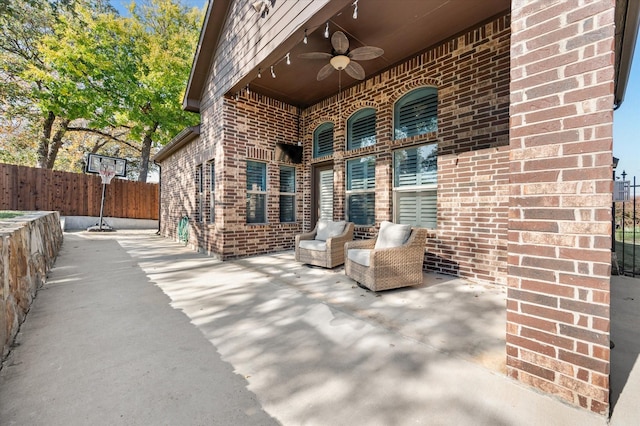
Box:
[615,230,640,276]
[0,211,24,219]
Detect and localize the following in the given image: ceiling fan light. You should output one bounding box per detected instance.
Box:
[330,55,350,70]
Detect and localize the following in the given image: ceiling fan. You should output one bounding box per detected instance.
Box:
[299,31,384,81]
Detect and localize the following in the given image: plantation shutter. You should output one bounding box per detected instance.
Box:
[314,123,334,158]
[393,144,437,228]
[247,161,266,191]
[347,157,375,191]
[347,157,375,225]
[246,161,266,223]
[348,108,376,150]
[319,169,334,220]
[395,87,438,139]
[279,166,295,222]
[396,190,437,228]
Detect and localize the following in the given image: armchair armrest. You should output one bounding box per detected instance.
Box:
[295,224,318,245]
[325,222,355,249]
[345,238,376,251]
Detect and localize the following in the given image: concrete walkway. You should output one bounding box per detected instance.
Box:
[0,230,637,425]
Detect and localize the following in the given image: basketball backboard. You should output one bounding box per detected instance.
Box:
[85,153,127,177]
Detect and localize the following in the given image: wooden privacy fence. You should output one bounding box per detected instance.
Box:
[0,163,158,220]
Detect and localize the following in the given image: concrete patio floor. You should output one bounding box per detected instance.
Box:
[1,230,638,425]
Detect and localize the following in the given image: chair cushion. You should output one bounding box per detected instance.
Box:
[347,249,371,267]
[299,240,327,251]
[315,220,346,241]
[374,221,412,249]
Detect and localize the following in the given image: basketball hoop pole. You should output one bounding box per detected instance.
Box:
[99,182,107,230]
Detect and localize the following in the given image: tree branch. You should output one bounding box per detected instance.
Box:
[67,126,141,151]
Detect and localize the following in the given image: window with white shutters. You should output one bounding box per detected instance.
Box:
[347,108,376,150]
[196,164,204,223]
[279,166,296,222]
[313,122,334,158]
[318,169,334,221]
[346,156,375,226]
[246,161,267,223]
[393,144,437,228]
[394,87,438,140]
[208,161,215,223]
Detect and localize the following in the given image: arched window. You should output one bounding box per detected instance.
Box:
[347,108,376,150]
[394,87,438,140]
[313,122,334,158]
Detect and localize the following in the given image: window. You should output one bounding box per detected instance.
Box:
[346,156,375,226]
[196,164,204,223]
[313,122,334,158]
[394,87,438,139]
[208,161,215,223]
[347,108,376,150]
[393,143,437,228]
[279,166,296,222]
[246,161,267,223]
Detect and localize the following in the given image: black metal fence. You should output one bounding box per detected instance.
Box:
[614,171,639,277]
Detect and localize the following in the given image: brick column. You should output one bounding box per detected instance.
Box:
[508,0,615,415]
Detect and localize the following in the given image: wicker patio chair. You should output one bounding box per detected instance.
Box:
[345,224,428,291]
[295,220,355,268]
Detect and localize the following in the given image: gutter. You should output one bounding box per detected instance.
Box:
[615,0,640,108]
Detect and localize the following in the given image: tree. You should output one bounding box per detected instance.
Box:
[117,0,203,181]
[0,0,202,181]
[0,0,117,169]
[36,0,202,181]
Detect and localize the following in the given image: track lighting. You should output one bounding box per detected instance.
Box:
[324,22,329,38]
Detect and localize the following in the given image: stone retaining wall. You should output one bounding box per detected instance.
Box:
[1,212,63,359]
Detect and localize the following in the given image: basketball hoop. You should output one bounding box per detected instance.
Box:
[99,161,116,185]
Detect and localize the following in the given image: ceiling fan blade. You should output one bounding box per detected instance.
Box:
[317,63,336,81]
[331,31,349,54]
[298,52,333,60]
[344,61,365,80]
[348,46,384,61]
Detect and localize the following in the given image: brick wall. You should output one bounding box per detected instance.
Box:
[508,0,615,415]
[163,13,512,276]
[302,14,511,284]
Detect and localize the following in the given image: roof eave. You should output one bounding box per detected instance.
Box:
[153,125,201,163]
[182,0,232,113]
[615,0,640,107]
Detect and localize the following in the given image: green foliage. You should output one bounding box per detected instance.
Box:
[0,0,203,180]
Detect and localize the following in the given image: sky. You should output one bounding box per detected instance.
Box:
[111,0,207,15]
[613,41,640,182]
[112,1,639,181]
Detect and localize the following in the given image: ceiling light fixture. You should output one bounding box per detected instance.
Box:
[257,68,262,78]
[324,22,329,38]
[271,65,276,78]
[352,0,358,19]
[303,29,308,44]
[246,84,250,94]
[330,55,350,70]
[286,53,291,65]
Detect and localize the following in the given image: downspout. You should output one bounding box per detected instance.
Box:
[155,161,161,235]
